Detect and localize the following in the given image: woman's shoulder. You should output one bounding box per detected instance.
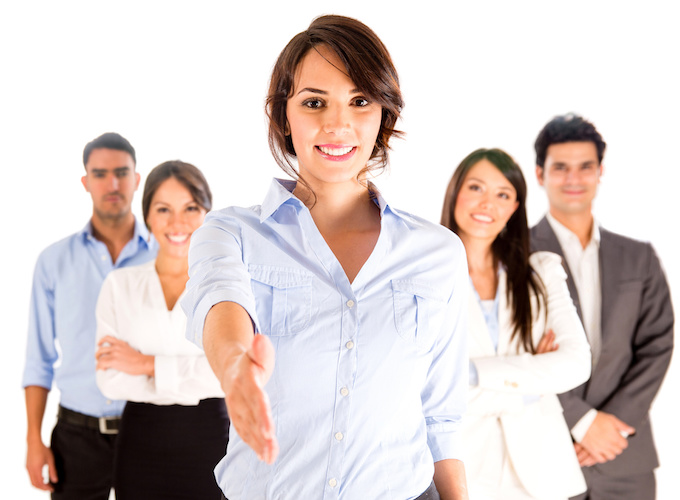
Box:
[388,206,462,246]
[529,251,566,281]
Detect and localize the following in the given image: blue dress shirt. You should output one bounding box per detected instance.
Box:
[182,179,469,500]
[22,219,157,417]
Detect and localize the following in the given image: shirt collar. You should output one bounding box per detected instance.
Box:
[546,212,601,249]
[80,217,154,249]
[259,178,400,223]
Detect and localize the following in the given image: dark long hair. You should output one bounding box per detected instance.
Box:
[441,148,546,353]
[266,15,404,193]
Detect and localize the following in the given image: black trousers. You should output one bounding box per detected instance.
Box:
[220,480,440,500]
[50,418,117,500]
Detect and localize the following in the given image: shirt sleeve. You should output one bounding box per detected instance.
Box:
[472,252,592,395]
[22,252,58,389]
[423,241,469,463]
[95,274,157,401]
[181,211,260,349]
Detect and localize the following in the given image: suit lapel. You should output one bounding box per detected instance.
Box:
[532,217,583,323]
[598,228,619,342]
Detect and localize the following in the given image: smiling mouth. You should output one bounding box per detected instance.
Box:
[167,233,190,244]
[316,145,356,161]
[471,214,493,223]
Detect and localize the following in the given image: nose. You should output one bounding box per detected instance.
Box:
[322,105,350,135]
[108,174,120,191]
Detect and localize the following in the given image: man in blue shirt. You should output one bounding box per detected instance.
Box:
[22,132,157,499]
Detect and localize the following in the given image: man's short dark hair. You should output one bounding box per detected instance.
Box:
[83,132,136,168]
[535,113,606,167]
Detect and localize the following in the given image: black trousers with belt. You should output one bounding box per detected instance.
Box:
[50,407,119,500]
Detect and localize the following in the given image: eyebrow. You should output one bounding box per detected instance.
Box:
[296,87,361,96]
[467,177,513,190]
[91,166,131,174]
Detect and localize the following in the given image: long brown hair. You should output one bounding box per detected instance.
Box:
[441,148,546,353]
[265,15,404,194]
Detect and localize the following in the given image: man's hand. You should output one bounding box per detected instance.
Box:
[579,411,635,463]
[573,442,597,467]
[224,334,278,464]
[26,437,57,491]
[96,336,154,376]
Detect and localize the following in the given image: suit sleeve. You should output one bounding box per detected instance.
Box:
[599,244,674,429]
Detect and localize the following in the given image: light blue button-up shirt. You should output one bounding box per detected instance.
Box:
[183,179,469,500]
[22,219,157,417]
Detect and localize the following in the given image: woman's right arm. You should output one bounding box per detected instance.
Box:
[202,301,278,463]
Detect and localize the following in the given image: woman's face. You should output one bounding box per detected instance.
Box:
[454,159,519,244]
[146,177,207,260]
[286,45,383,189]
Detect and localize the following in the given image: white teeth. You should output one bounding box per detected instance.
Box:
[472,214,493,223]
[319,146,353,156]
[167,234,189,243]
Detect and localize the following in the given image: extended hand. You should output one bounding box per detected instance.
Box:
[96,335,154,376]
[224,334,278,464]
[26,438,57,491]
[579,411,635,463]
[535,329,559,354]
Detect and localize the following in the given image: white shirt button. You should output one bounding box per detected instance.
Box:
[345,340,354,350]
[335,432,344,441]
[101,255,107,261]
[106,400,112,405]
[346,299,355,308]
[340,387,349,397]
[329,478,337,488]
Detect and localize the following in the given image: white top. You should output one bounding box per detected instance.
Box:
[546,214,601,442]
[96,260,223,405]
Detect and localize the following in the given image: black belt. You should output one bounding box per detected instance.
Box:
[58,405,121,435]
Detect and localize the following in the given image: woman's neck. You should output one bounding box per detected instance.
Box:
[154,252,189,277]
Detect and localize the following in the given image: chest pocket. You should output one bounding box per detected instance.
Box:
[248,265,313,336]
[391,279,447,348]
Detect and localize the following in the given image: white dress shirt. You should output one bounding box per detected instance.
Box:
[96,260,224,406]
[181,179,469,500]
[546,213,601,441]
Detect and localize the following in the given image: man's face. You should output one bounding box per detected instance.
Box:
[81,148,139,223]
[536,141,602,218]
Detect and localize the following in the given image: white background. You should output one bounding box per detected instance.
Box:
[1,1,678,497]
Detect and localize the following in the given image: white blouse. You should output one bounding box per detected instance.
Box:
[96,260,223,406]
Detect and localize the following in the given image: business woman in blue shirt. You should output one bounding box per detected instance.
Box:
[182,15,470,500]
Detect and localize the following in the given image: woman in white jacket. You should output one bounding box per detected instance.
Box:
[95,161,228,499]
[441,148,591,500]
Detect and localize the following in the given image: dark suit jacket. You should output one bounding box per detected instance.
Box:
[531,216,674,476]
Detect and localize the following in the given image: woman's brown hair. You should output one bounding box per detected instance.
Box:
[142,160,212,227]
[266,15,404,192]
[441,148,546,354]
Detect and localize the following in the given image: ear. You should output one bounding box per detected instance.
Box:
[598,163,604,183]
[81,174,89,192]
[134,171,141,191]
[535,165,545,186]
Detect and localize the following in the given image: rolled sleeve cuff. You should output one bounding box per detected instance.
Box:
[427,422,464,462]
[185,290,259,348]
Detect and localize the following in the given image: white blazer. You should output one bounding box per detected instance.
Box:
[462,252,590,499]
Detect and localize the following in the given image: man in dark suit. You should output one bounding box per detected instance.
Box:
[530,114,674,500]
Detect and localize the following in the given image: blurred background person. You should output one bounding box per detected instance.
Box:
[95,161,228,499]
[441,148,591,500]
[23,132,156,499]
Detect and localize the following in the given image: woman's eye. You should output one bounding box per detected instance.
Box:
[498,193,509,200]
[303,99,324,109]
[353,97,370,107]
[469,184,481,192]
[187,205,200,212]
[157,207,169,213]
